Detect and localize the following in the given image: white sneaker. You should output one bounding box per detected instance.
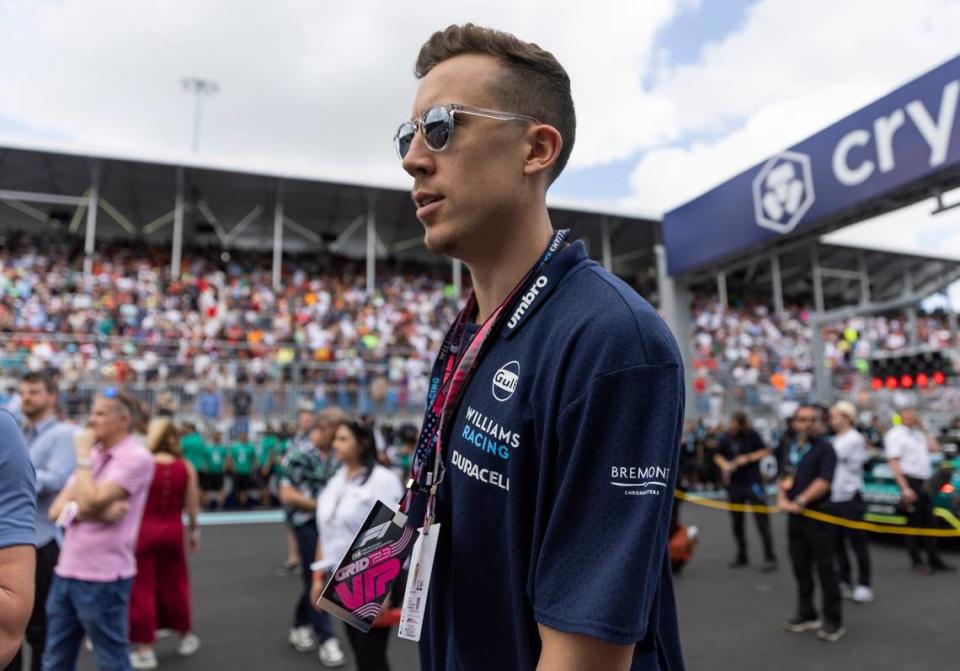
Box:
[318,637,346,667]
[852,585,875,604]
[177,633,201,656]
[130,649,158,670]
[839,582,853,599]
[288,626,317,652]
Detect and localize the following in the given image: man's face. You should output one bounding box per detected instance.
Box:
[828,409,847,433]
[311,421,336,450]
[19,381,55,421]
[794,409,818,437]
[88,397,131,445]
[402,54,533,260]
[298,411,314,433]
[901,409,919,428]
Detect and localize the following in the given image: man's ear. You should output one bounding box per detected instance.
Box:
[522,124,563,179]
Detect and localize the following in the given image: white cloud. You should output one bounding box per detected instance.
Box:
[0,0,685,187]
[626,0,960,214]
[0,0,957,271]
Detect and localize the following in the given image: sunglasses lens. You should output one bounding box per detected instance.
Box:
[422,106,452,151]
[395,122,416,159]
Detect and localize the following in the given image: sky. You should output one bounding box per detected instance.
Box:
[0,0,958,305]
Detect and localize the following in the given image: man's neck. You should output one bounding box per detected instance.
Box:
[26,410,56,428]
[101,433,128,450]
[466,214,554,324]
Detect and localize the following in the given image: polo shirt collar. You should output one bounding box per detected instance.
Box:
[498,240,588,340]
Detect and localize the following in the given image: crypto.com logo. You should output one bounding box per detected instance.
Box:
[752,150,815,234]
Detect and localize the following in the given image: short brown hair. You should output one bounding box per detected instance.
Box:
[415,24,576,183]
[21,370,58,396]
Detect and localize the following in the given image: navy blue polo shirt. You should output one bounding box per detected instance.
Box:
[774,435,836,509]
[419,240,685,670]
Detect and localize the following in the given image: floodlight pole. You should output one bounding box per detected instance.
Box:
[171,166,185,278]
[181,77,219,153]
[366,192,377,295]
[273,180,285,292]
[83,160,100,279]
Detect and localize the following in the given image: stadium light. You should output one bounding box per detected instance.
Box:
[181,77,220,153]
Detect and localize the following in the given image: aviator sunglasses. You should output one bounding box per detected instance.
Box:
[394,103,540,159]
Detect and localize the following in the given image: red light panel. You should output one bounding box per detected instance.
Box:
[933,372,946,385]
[886,376,898,389]
[871,377,883,391]
[916,373,929,388]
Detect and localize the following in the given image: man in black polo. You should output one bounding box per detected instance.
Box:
[715,411,776,571]
[776,405,843,642]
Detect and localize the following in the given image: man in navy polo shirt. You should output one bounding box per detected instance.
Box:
[775,406,843,642]
[397,24,685,670]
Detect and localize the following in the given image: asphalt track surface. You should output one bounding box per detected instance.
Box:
[57,504,956,671]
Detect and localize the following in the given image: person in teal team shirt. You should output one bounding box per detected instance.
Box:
[255,429,284,508]
[230,433,257,509]
[180,423,207,478]
[203,432,228,510]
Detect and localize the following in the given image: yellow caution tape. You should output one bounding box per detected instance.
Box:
[674,490,960,538]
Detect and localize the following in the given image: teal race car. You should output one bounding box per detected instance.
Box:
[861,434,960,534]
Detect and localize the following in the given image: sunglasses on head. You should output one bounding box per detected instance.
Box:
[103,387,139,416]
[394,103,540,160]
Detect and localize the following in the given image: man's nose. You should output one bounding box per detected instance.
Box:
[401,131,436,179]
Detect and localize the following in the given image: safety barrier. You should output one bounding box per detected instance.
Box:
[675,489,960,538]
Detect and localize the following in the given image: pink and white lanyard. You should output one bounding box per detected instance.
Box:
[400,229,569,531]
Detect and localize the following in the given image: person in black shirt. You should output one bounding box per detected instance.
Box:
[715,412,777,571]
[776,405,843,642]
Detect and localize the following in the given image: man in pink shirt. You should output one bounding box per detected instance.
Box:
[45,390,154,671]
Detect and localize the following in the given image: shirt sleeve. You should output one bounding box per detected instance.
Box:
[883,430,903,460]
[533,364,682,645]
[816,442,837,483]
[103,450,154,497]
[0,411,37,548]
[278,452,295,487]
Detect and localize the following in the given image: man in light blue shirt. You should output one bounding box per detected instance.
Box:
[8,372,75,671]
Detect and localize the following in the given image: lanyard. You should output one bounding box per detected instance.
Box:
[789,441,811,466]
[400,229,570,527]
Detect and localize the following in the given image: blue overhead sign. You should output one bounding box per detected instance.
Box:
[662,54,960,275]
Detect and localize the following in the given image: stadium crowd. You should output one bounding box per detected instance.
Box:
[0,232,458,413]
[2,232,956,423]
[689,298,956,410]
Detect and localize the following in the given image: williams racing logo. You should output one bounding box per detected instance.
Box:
[492,361,520,402]
[610,465,670,497]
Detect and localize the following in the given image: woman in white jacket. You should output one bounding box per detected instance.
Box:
[311,420,403,671]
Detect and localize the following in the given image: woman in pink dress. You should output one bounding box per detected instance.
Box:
[128,418,202,669]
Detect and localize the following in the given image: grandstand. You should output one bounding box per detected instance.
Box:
[0,143,659,425]
[3,53,960,429]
